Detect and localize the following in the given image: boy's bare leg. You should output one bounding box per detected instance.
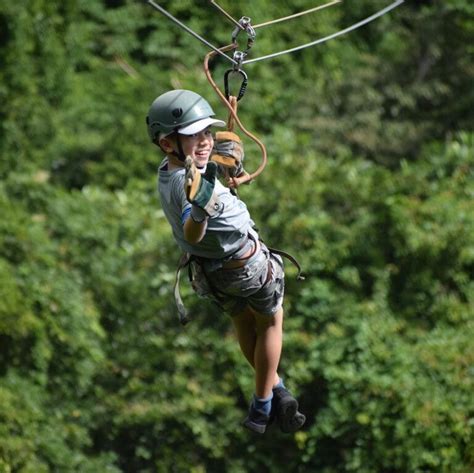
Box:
[235,306,305,433]
[232,306,281,392]
[253,307,283,398]
[231,307,256,366]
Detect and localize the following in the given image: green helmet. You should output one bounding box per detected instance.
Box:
[146,89,223,142]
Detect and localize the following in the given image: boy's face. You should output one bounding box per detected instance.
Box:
[161,127,214,169]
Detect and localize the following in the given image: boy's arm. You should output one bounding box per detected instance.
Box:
[182,158,223,245]
[183,205,208,245]
[176,172,208,245]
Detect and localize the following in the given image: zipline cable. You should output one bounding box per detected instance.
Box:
[243,0,405,64]
[253,0,342,29]
[147,0,404,68]
[208,0,245,32]
[146,0,238,66]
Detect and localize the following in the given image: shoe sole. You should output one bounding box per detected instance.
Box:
[243,417,267,434]
[277,398,306,433]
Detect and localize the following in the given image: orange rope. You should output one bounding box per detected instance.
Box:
[226,95,237,132]
[204,44,267,187]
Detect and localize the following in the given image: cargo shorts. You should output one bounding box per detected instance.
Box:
[190,242,285,317]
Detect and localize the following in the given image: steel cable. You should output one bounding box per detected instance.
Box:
[243,0,405,65]
[253,0,342,29]
[146,0,237,66]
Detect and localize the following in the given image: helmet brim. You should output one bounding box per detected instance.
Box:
[178,118,226,135]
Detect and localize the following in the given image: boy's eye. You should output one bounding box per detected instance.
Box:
[190,129,213,138]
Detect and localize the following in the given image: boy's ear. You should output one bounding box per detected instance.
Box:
[159,136,175,152]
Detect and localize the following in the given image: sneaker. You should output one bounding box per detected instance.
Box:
[272,386,306,433]
[243,403,270,434]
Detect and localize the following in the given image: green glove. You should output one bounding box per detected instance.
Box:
[184,157,223,218]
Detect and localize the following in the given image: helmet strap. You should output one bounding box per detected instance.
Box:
[174,130,187,162]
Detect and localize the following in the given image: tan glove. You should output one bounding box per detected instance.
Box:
[211,131,245,177]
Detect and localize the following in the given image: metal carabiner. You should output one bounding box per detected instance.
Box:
[224,68,248,102]
[232,16,256,53]
[232,17,252,42]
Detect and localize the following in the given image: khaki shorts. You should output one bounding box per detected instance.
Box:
[191,243,285,317]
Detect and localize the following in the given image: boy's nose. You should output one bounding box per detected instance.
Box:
[198,132,211,142]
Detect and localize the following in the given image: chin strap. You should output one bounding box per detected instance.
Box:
[175,132,187,162]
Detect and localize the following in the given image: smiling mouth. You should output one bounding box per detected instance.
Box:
[195,151,210,158]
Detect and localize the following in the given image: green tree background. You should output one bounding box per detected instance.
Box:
[0,0,473,472]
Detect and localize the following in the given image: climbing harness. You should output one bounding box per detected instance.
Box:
[173,234,305,325]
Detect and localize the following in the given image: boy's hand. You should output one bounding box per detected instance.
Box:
[211,131,245,177]
[184,157,223,217]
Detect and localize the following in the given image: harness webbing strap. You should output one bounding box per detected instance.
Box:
[173,253,191,325]
[265,246,305,281]
[172,243,304,325]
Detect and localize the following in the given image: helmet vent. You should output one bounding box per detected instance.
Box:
[172,108,183,118]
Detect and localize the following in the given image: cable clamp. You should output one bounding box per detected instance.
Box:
[232,50,246,70]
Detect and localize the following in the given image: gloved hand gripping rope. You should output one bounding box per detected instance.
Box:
[184,157,223,218]
[211,97,251,189]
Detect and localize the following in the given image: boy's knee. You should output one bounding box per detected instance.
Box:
[254,307,283,333]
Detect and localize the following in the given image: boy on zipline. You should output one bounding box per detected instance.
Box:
[146,89,305,434]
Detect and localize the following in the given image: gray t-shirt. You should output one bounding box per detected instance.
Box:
[158,157,255,259]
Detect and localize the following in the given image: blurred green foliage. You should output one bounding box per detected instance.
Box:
[0,0,473,471]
